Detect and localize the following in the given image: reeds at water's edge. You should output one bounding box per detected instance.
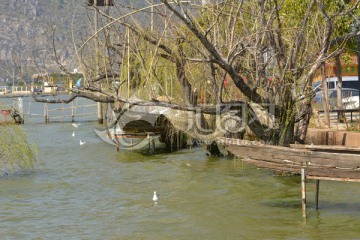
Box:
[0,123,37,176]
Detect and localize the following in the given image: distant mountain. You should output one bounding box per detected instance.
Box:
[0,0,147,82]
[0,1,195,83]
[0,0,88,81]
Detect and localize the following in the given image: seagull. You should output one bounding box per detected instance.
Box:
[72,131,75,137]
[72,123,80,128]
[153,191,159,202]
[80,140,86,145]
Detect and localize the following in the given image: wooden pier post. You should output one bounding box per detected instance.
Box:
[44,103,49,123]
[71,101,75,122]
[97,102,103,124]
[301,168,307,218]
[315,179,320,210]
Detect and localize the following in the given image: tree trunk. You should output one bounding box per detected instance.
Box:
[278,84,296,146]
[295,100,312,144]
[279,110,295,146]
[175,41,197,105]
[321,63,330,128]
[335,54,344,122]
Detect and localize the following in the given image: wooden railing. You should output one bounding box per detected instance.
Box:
[23,98,97,123]
[318,108,359,122]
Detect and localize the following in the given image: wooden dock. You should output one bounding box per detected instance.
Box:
[217,137,360,217]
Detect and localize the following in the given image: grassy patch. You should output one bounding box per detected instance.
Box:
[0,124,38,176]
[345,118,360,132]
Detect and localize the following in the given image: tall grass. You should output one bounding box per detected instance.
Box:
[0,123,38,176]
[345,118,360,132]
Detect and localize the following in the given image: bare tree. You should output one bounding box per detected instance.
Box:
[34,0,360,147]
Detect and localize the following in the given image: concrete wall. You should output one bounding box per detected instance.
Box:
[306,128,360,147]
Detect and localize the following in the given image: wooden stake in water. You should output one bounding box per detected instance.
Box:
[315,179,320,210]
[44,103,49,123]
[71,101,74,122]
[301,168,306,218]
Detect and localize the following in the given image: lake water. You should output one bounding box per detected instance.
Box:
[1,97,360,239]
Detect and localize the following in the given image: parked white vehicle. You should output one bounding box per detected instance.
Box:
[343,96,359,109]
[324,76,359,90]
[313,88,359,110]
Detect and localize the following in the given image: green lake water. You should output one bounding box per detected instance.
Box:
[1,97,360,239]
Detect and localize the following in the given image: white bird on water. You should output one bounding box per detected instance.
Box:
[72,123,80,128]
[72,131,75,137]
[153,191,159,202]
[80,140,86,145]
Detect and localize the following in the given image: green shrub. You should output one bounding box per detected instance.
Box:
[0,124,38,176]
[346,118,360,132]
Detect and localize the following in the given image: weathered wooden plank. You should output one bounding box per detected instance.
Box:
[217,138,265,146]
[226,145,360,169]
[290,144,360,154]
[219,138,360,155]
[306,168,360,179]
[240,158,302,174]
[220,137,360,179]
[307,176,360,182]
[239,158,360,179]
[328,131,336,146]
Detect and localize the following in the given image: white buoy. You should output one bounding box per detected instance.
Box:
[80,140,86,145]
[72,131,75,137]
[153,191,158,202]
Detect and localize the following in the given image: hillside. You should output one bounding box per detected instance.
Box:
[0,0,146,83]
[0,0,88,81]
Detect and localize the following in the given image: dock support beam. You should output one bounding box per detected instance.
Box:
[71,101,75,122]
[301,168,306,218]
[97,102,103,124]
[44,103,49,123]
[315,179,320,210]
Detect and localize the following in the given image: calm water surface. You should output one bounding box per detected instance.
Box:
[1,97,360,239]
